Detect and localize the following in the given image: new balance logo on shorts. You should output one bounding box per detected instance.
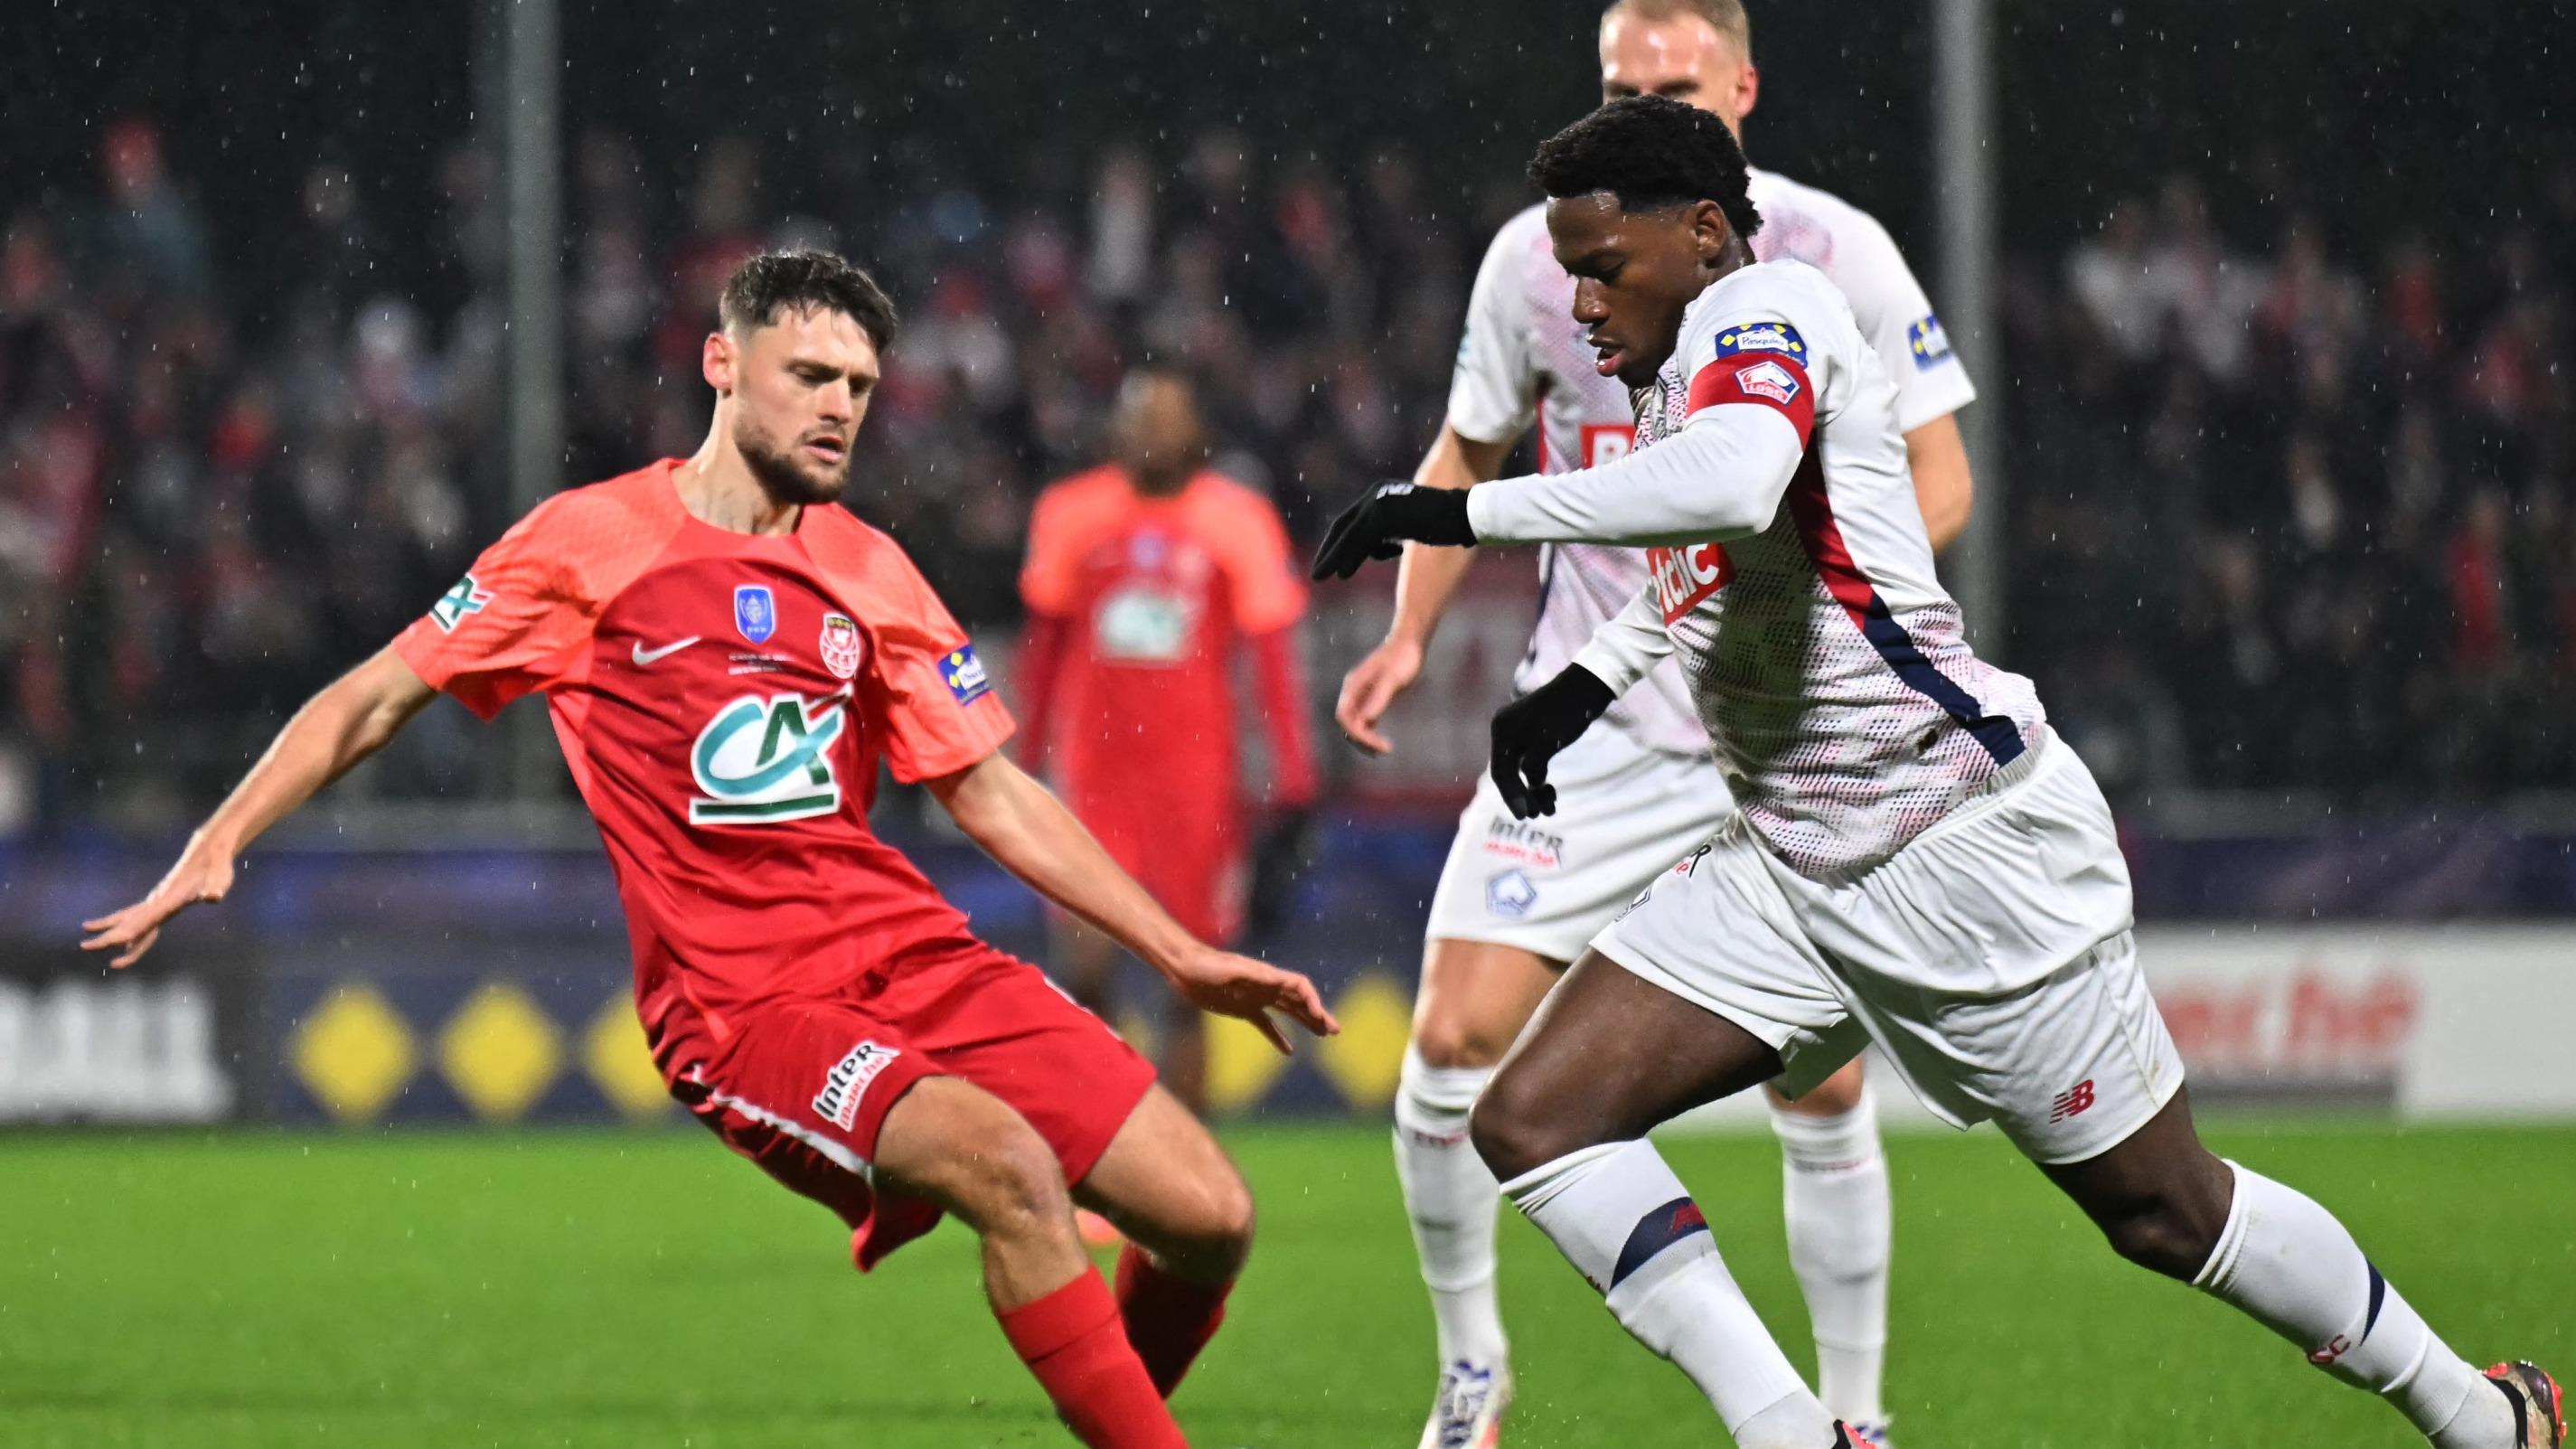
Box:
[2050,1079,2096,1123]
[813,1040,901,1130]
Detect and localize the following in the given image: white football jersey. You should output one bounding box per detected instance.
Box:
[1445,166,1977,760]
[1466,259,2045,882]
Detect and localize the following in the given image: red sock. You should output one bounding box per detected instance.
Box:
[997,1271,1188,1449]
[1115,1243,1234,1398]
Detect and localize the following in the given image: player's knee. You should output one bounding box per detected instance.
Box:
[1185,1168,1258,1275]
[2091,1146,2235,1280]
[945,1124,1075,1239]
[1410,1011,1513,1072]
[1773,1060,1866,1117]
[1468,1077,1575,1183]
[2095,1182,2230,1280]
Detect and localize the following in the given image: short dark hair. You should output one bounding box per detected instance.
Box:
[1528,95,1763,243]
[718,249,901,351]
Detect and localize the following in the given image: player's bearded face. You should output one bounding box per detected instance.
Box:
[729,310,878,504]
[1548,193,1716,388]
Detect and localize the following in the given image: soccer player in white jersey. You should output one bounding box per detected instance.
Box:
[1332,2,1964,1442]
[1313,94,2565,1449]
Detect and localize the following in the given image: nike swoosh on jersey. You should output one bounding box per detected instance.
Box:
[631,636,701,666]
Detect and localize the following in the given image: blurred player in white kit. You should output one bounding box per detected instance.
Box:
[1331,2,1973,1443]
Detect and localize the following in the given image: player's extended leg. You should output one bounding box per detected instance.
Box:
[1396,935,1562,1435]
[1471,953,1847,1449]
[1073,1086,1255,1399]
[871,1077,1186,1449]
[1764,1060,1894,1438]
[2042,1087,2554,1448]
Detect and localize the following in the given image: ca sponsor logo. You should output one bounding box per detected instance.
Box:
[688,690,847,824]
[430,573,493,633]
[1095,585,1196,664]
[813,1040,901,1131]
[1646,542,1732,624]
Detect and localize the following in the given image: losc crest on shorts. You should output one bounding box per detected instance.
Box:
[1426,722,1735,964]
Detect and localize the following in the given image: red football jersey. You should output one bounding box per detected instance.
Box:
[1017,466,1305,809]
[392,460,1014,1038]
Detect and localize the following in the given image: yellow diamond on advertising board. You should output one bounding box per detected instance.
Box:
[437,983,562,1122]
[290,984,417,1124]
[1316,973,1412,1110]
[1203,1011,1291,1116]
[581,997,672,1121]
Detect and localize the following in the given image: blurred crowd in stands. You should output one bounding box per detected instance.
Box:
[3,118,2570,834]
[2014,172,2576,800]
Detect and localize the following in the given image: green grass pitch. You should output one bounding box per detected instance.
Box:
[2,1120,2567,1447]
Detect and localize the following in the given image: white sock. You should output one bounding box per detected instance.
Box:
[1504,1140,1834,1446]
[1394,1047,1508,1368]
[1771,1088,1892,1428]
[2195,1161,2509,1446]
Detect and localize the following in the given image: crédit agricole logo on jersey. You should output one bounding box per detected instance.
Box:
[689,689,851,824]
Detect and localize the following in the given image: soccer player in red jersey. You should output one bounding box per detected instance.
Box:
[1016,370,1320,1110]
[82,250,1339,1449]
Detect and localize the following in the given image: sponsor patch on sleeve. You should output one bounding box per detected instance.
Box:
[429,573,492,633]
[942,643,992,706]
[1710,319,1808,362]
[1907,313,1955,370]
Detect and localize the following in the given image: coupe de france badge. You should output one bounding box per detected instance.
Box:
[943,644,992,705]
[734,584,776,645]
[820,613,864,680]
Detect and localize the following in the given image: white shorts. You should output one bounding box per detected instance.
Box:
[1592,734,2185,1163]
[1425,722,1735,964]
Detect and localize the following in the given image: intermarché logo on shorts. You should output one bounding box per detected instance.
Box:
[813,1040,901,1130]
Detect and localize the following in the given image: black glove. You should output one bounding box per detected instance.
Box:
[1309,480,1477,581]
[1245,805,1318,936]
[1489,664,1617,819]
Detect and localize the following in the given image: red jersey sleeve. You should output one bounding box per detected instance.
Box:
[1017,479,1094,619]
[860,540,1017,783]
[1204,483,1307,635]
[392,501,599,720]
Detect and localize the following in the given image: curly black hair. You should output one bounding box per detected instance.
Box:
[719,249,902,352]
[1528,95,1763,243]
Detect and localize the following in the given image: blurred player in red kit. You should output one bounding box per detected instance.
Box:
[83,250,1338,1449]
[1016,371,1320,1111]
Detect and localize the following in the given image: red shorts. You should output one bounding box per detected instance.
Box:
[653,947,1157,1270]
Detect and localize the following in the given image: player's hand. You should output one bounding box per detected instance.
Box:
[1163,947,1340,1056]
[1309,481,1477,581]
[1490,663,1617,819]
[1334,635,1425,755]
[80,833,238,968]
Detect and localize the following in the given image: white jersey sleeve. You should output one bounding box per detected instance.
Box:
[1746,168,1976,436]
[1446,212,1543,447]
[1463,404,1808,547]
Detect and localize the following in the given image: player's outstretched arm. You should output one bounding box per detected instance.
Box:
[1332,425,1515,755]
[80,646,437,967]
[925,751,1340,1054]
